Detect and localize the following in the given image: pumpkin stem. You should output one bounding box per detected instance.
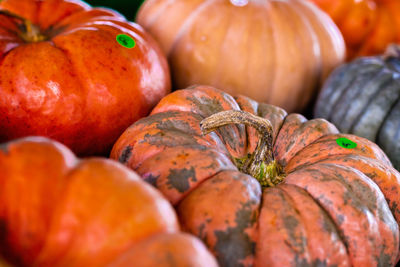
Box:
[0,10,47,42]
[200,110,284,187]
[383,44,400,60]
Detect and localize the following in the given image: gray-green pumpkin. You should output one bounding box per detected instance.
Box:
[314,45,400,170]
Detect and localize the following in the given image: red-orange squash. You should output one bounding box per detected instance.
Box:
[0,137,218,267]
[136,0,345,112]
[0,0,171,156]
[309,0,400,60]
[111,85,400,267]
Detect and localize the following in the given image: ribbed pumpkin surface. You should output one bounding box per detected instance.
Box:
[136,0,345,112]
[0,137,218,267]
[111,85,400,267]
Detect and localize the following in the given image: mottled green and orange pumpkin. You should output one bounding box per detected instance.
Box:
[0,137,217,267]
[112,85,400,267]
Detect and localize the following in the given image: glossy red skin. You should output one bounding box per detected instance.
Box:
[0,0,171,156]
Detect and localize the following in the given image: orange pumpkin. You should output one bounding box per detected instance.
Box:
[0,0,170,156]
[0,137,218,267]
[309,0,400,60]
[111,85,400,266]
[136,0,345,112]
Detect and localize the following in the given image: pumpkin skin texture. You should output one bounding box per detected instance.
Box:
[111,85,400,267]
[314,47,400,171]
[135,0,345,113]
[0,0,171,156]
[309,0,400,60]
[0,137,218,267]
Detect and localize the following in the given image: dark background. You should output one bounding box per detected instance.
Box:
[84,0,145,21]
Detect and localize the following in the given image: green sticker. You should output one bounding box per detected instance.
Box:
[336,137,357,149]
[116,34,136,48]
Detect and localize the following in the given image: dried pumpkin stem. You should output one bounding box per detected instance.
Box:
[0,10,46,42]
[200,110,284,187]
[383,44,400,60]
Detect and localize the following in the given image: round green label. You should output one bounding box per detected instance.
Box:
[116,34,136,48]
[336,137,357,149]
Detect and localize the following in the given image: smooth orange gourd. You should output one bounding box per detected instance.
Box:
[0,137,218,267]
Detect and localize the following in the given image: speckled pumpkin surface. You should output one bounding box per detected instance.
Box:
[314,45,400,171]
[111,85,400,267]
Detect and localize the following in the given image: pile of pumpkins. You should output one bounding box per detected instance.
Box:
[0,0,399,266]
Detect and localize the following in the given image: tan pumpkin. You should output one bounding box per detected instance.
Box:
[136,0,345,112]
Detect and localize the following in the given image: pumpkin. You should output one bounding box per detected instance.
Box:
[309,0,400,60]
[135,0,345,113]
[0,137,218,267]
[0,0,170,156]
[314,45,400,171]
[111,85,400,267]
